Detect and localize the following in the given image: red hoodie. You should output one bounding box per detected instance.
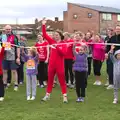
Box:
[42,25,67,68]
[0,47,5,75]
[35,41,48,61]
[64,39,74,60]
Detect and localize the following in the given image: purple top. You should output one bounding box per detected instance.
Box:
[23,53,38,75]
[73,53,88,72]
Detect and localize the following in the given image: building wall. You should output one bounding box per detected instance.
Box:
[100,13,120,34]
[63,11,68,32]
[64,3,100,33]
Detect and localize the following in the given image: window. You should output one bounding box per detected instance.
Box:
[102,13,112,20]
[74,30,77,32]
[88,13,92,18]
[73,14,78,19]
[117,15,120,21]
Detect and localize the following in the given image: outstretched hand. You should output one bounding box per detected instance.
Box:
[42,17,47,25]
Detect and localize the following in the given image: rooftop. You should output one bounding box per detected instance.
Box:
[70,3,120,14]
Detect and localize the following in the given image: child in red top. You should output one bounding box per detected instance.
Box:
[64,32,74,88]
[35,34,49,88]
[41,18,68,103]
[0,46,5,101]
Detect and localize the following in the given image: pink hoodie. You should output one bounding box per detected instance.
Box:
[92,41,105,61]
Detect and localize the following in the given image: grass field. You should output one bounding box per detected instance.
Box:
[0,40,120,120]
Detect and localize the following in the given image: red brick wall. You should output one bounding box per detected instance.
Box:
[64,3,100,33]
[100,13,120,34]
[63,11,68,32]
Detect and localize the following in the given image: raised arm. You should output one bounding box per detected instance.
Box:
[42,19,55,45]
[72,44,77,56]
[109,52,116,63]
[21,48,28,62]
[33,54,39,63]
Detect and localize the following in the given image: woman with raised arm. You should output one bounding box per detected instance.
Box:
[41,18,68,103]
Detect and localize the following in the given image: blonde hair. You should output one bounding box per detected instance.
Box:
[29,47,37,57]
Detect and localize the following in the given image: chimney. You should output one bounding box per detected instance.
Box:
[55,17,59,22]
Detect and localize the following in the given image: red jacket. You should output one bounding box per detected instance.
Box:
[64,39,74,60]
[42,25,67,69]
[0,47,5,75]
[35,41,48,61]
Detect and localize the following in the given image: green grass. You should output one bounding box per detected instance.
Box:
[0,40,120,120]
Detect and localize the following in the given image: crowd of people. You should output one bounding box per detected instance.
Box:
[0,19,120,104]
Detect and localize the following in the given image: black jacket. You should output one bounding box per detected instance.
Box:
[111,34,120,52]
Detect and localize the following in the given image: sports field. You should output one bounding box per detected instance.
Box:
[0,40,120,120]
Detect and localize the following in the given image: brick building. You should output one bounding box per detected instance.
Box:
[63,3,120,34]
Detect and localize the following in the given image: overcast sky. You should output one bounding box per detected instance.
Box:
[0,0,119,24]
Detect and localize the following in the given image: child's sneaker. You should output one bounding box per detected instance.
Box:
[76,98,81,102]
[113,98,118,104]
[80,97,85,102]
[0,97,4,102]
[30,96,35,101]
[14,86,18,91]
[63,94,68,103]
[27,96,31,101]
[42,93,50,101]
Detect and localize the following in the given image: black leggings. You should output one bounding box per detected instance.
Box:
[64,59,74,84]
[93,59,102,76]
[7,70,11,84]
[17,62,24,83]
[38,61,48,85]
[106,57,113,85]
[0,75,4,97]
[75,71,87,98]
[88,57,92,75]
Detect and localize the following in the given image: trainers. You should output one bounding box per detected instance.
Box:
[37,83,40,86]
[43,81,47,86]
[19,82,23,85]
[97,81,102,86]
[30,96,35,100]
[80,97,84,102]
[93,81,98,85]
[0,97,4,102]
[63,94,68,103]
[67,83,70,87]
[69,84,74,89]
[113,98,118,104]
[42,94,50,101]
[27,96,31,101]
[14,86,18,91]
[107,85,114,90]
[40,85,45,88]
[7,83,11,87]
[76,98,81,102]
